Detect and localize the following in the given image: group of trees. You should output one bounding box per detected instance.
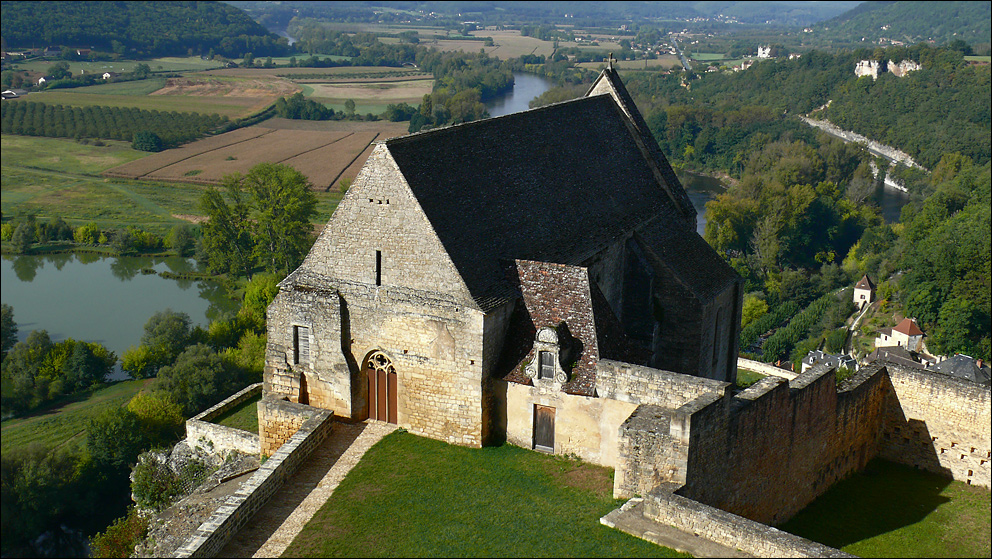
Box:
[1,214,195,258]
[0,101,228,148]
[0,1,290,59]
[2,271,279,557]
[198,163,318,278]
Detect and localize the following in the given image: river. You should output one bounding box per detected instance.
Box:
[1,254,239,377]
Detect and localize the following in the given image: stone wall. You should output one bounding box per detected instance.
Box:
[642,487,853,558]
[596,359,730,409]
[186,383,262,456]
[174,407,334,558]
[880,364,991,488]
[493,379,637,467]
[265,286,352,415]
[259,396,324,457]
[737,357,797,379]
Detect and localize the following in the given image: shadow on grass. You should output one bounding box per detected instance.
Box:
[779,458,952,549]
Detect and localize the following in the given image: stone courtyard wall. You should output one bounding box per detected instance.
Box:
[258,396,326,457]
[186,383,262,456]
[880,363,991,488]
[175,407,334,558]
[596,359,730,408]
[642,487,853,558]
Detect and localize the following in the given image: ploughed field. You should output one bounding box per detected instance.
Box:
[103,120,411,191]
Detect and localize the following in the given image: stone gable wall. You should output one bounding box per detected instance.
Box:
[880,364,991,488]
[299,143,473,302]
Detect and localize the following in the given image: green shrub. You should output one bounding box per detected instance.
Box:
[131,130,163,152]
[89,507,149,558]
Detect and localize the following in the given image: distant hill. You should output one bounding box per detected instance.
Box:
[0,1,290,58]
[813,1,992,47]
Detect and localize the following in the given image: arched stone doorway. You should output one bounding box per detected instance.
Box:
[366,350,397,424]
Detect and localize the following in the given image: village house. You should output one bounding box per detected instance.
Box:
[875,317,925,351]
[853,274,875,309]
[801,349,858,374]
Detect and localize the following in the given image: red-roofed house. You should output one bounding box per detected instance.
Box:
[875,317,925,351]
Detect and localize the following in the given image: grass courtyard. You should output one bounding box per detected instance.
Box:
[781,459,991,558]
[284,430,687,558]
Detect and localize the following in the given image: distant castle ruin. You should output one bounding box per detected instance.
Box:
[855,58,923,80]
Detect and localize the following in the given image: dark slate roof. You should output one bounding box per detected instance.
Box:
[497,260,646,396]
[385,93,684,312]
[586,68,696,225]
[855,274,875,291]
[634,217,739,300]
[866,346,925,370]
[934,354,991,385]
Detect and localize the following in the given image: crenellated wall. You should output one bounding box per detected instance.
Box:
[613,361,988,526]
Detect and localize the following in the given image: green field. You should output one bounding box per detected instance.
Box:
[736,368,766,388]
[1,379,151,453]
[691,52,727,61]
[212,393,261,433]
[285,430,686,558]
[55,77,169,96]
[781,459,991,558]
[10,56,223,75]
[10,90,259,118]
[1,135,343,234]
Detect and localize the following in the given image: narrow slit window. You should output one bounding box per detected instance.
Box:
[294,325,310,366]
[375,250,382,286]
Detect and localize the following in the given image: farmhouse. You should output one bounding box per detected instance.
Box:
[875,316,925,351]
[256,66,989,550]
[853,273,875,309]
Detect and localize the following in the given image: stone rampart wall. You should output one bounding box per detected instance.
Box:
[737,357,797,379]
[642,487,853,558]
[259,397,320,457]
[880,364,991,488]
[174,407,334,558]
[596,359,730,409]
[680,364,891,524]
[186,383,262,456]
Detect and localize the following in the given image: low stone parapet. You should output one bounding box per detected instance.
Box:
[642,487,853,558]
[185,383,262,456]
[174,405,334,558]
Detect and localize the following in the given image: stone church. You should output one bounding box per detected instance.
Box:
[262,66,742,459]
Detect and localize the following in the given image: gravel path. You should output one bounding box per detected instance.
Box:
[216,420,397,558]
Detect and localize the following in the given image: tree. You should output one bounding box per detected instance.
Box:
[1,303,17,360]
[126,392,184,446]
[11,222,35,253]
[165,224,195,256]
[132,130,163,152]
[344,98,356,116]
[153,344,235,416]
[140,309,193,363]
[202,164,317,276]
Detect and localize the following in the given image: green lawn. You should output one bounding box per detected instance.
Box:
[212,393,260,433]
[285,430,687,558]
[736,368,766,388]
[1,379,151,453]
[58,77,169,96]
[780,459,991,558]
[1,135,342,235]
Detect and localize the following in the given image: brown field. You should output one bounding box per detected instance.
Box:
[305,79,434,102]
[150,76,299,98]
[102,127,272,178]
[195,66,424,79]
[469,30,555,59]
[103,120,412,191]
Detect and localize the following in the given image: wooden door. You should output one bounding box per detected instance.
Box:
[366,352,397,424]
[533,405,555,452]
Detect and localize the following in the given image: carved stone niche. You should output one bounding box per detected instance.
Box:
[524,325,571,385]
